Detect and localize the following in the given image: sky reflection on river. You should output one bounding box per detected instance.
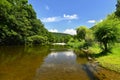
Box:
[45,51,76,65]
[34,51,89,80]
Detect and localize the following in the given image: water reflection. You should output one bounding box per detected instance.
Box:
[35,51,89,80]
[0,46,120,80]
[45,51,76,65]
[0,46,50,80]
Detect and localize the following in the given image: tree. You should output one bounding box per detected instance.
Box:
[115,0,120,17]
[94,17,119,52]
[76,26,94,49]
[76,26,88,40]
[27,35,48,45]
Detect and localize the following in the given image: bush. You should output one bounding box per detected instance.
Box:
[26,35,48,45]
[67,38,87,49]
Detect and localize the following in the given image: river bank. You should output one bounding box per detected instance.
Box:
[86,61,120,80]
[73,43,120,80]
[75,48,120,80]
[87,43,120,74]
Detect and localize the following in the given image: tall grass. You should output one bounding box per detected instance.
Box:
[96,43,120,73]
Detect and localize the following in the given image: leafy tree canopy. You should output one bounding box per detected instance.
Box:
[76,26,89,40]
[94,13,120,51]
[0,0,50,45]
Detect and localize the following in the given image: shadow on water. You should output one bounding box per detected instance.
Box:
[74,50,99,80]
[82,64,99,80]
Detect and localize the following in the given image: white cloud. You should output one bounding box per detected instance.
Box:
[41,17,61,22]
[63,14,78,20]
[49,29,58,33]
[45,5,49,10]
[87,20,96,23]
[87,19,103,23]
[63,29,76,35]
[41,14,78,23]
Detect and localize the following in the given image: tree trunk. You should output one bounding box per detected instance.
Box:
[103,42,107,51]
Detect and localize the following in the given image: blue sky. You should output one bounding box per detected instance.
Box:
[28,0,117,35]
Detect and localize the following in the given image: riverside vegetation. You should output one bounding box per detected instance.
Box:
[0,0,72,45]
[0,0,120,74]
[68,0,120,73]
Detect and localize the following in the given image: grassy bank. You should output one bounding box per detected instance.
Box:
[89,43,120,73]
[68,40,120,73]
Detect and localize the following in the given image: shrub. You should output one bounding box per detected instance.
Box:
[26,35,48,45]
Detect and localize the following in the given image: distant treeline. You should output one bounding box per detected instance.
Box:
[51,32,72,43]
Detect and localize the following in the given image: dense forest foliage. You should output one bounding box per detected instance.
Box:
[0,0,51,45]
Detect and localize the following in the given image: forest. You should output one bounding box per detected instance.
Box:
[0,0,52,45]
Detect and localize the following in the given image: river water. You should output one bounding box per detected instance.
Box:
[0,45,120,80]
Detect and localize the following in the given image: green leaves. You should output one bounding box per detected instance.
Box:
[76,26,88,40]
[94,14,120,51]
[0,0,50,45]
[27,35,48,45]
[115,0,120,17]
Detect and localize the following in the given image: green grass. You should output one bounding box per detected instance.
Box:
[68,41,120,73]
[92,43,120,73]
[88,43,102,54]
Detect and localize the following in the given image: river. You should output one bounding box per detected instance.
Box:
[0,45,120,80]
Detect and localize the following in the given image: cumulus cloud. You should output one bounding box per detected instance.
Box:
[63,14,78,20]
[63,29,76,35]
[49,29,58,33]
[41,17,61,22]
[41,14,78,23]
[87,20,96,23]
[87,19,103,23]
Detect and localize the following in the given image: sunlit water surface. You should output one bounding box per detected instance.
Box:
[0,46,120,80]
[34,51,89,80]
